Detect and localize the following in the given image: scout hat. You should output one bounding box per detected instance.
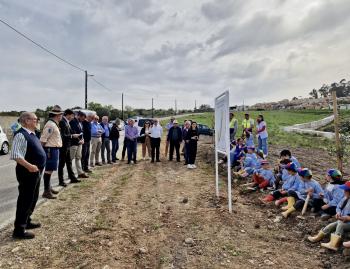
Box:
[328,169,344,184]
[297,168,312,178]
[340,182,350,191]
[49,105,64,115]
[285,162,297,172]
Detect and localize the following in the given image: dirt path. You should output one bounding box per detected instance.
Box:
[0,138,349,268]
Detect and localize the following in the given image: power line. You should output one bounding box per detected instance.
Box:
[90,77,113,92]
[0,18,85,72]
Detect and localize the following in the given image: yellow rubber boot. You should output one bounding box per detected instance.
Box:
[308,230,326,243]
[281,197,295,211]
[282,206,296,218]
[321,234,341,251]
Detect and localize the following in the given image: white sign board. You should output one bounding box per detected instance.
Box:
[214,91,232,213]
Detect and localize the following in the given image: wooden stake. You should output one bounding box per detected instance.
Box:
[332,90,343,172]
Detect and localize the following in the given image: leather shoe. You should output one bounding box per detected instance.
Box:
[96,163,103,166]
[51,188,59,195]
[78,173,89,179]
[13,229,35,240]
[26,222,41,230]
[59,182,67,187]
[84,169,93,173]
[70,178,81,183]
[42,191,57,199]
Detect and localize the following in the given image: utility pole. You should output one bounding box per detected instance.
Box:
[84,70,94,109]
[152,98,154,118]
[121,93,124,120]
[175,99,177,115]
[85,71,88,109]
[195,100,197,111]
[332,90,342,172]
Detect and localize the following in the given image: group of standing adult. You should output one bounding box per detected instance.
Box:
[10,108,200,239]
[229,112,269,156]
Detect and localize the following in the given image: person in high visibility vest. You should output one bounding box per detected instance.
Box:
[242,113,254,134]
[229,112,238,140]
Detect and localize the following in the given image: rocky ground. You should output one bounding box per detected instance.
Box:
[0,136,349,269]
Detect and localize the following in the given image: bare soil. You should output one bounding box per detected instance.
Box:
[0,137,349,269]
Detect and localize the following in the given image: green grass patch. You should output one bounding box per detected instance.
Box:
[167,110,339,149]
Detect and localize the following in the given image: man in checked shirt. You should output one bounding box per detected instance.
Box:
[11,112,47,239]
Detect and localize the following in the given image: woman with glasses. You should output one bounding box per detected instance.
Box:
[140,121,152,160]
[185,121,199,169]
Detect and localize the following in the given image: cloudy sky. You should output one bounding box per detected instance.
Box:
[0,0,350,111]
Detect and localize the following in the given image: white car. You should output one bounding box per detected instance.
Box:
[0,125,9,155]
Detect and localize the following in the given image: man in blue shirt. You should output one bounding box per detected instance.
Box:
[125,119,139,164]
[100,116,111,164]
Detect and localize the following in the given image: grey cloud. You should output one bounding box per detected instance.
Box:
[201,0,242,21]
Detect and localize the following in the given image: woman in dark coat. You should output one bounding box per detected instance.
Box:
[185,121,199,169]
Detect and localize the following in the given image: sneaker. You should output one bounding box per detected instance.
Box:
[187,164,193,169]
[142,157,146,161]
[192,164,197,169]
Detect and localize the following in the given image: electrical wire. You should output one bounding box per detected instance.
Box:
[0,18,85,72]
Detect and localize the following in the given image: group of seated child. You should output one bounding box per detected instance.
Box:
[227,134,350,252]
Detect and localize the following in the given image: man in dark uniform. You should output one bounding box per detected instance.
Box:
[81,112,93,173]
[11,112,46,239]
[58,109,80,186]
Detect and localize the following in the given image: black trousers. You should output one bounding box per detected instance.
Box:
[14,166,42,229]
[81,141,91,171]
[188,141,197,164]
[122,138,127,159]
[169,140,181,161]
[151,138,161,161]
[58,146,75,181]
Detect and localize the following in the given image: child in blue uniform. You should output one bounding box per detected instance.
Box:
[248,160,275,191]
[275,150,301,189]
[244,130,254,147]
[261,162,300,205]
[282,168,323,218]
[317,169,345,220]
[234,146,258,178]
[308,181,350,251]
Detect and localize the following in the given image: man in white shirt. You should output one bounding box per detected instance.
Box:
[150,119,163,163]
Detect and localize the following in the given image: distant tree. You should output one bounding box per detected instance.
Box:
[197,104,214,112]
[318,84,330,98]
[309,89,318,99]
[292,97,298,101]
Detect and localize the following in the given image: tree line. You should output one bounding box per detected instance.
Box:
[0,103,214,121]
[309,79,350,99]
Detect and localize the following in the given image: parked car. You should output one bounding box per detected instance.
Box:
[0,125,9,154]
[179,123,214,136]
[198,124,214,136]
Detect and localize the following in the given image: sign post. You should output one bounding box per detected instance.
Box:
[215,91,232,213]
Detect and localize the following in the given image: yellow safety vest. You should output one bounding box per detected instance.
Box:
[229,118,237,128]
[242,119,254,129]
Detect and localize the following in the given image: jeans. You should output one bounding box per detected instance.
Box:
[258,136,268,155]
[169,140,181,161]
[184,142,190,164]
[81,141,90,171]
[111,139,119,162]
[126,139,137,163]
[101,138,111,163]
[323,220,350,236]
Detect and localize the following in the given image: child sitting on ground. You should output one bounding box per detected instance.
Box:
[244,130,255,147]
[308,181,350,251]
[248,160,275,191]
[274,149,301,188]
[317,169,345,220]
[234,146,258,178]
[230,138,245,169]
[261,162,301,205]
[282,168,323,218]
